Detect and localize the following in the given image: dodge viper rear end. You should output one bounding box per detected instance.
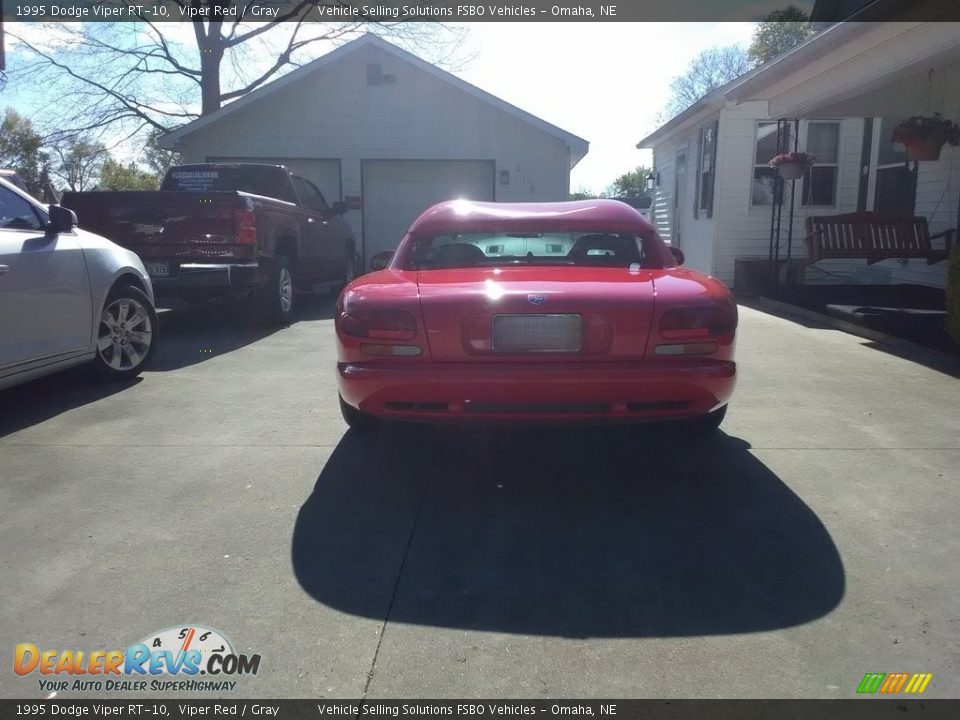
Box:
[335,200,736,430]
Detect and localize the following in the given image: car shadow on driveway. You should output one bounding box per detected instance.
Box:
[292,425,845,638]
[150,293,338,371]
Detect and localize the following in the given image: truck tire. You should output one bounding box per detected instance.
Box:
[257,254,295,324]
[90,284,158,382]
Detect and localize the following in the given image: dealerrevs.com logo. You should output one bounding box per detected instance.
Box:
[14,625,261,693]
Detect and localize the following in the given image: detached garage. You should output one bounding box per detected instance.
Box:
[159,34,588,269]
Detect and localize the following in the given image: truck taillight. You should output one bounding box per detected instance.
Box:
[233,207,257,245]
[338,309,418,341]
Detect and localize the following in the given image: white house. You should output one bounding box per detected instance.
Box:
[639,14,960,291]
[159,34,588,269]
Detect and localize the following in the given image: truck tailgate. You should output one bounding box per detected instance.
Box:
[61,191,248,261]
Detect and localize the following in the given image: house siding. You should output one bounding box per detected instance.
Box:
[650,116,719,278]
[169,43,573,250]
[712,105,866,287]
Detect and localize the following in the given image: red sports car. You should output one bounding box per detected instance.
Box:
[335,199,737,430]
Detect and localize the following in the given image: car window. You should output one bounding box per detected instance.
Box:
[292,176,329,212]
[413,232,648,269]
[0,185,44,231]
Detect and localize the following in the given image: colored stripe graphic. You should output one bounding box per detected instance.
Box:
[904,673,933,694]
[857,673,885,693]
[880,672,910,693]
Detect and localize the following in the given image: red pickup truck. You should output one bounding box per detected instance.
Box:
[62,163,356,324]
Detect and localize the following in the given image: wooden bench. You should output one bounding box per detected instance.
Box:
[805,212,955,265]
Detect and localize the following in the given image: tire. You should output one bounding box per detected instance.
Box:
[257,254,295,324]
[689,404,727,433]
[339,394,376,432]
[90,284,158,381]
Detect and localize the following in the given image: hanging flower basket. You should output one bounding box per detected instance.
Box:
[892,113,960,162]
[769,152,814,180]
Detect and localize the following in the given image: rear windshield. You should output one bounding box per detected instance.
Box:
[161,166,295,203]
[412,232,650,269]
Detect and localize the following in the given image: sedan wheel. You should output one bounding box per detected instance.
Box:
[92,285,158,380]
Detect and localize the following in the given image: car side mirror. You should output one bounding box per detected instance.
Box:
[330,201,348,215]
[668,246,685,265]
[48,205,77,234]
[370,250,394,271]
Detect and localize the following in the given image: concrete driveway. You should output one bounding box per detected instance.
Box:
[1,298,958,698]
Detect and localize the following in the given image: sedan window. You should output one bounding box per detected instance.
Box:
[0,185,44,231]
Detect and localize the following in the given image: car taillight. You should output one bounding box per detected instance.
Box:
[233,207,257,245]
[659,303,737,340]
[338,309,418,341]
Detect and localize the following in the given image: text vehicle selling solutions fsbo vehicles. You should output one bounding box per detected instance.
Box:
[335,199,737,430]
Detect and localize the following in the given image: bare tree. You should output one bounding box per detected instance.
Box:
[5,2,465,144]
[50,137,109,191]
[663,45,751,120]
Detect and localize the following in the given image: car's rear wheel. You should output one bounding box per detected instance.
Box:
[690,404,727,432]
[339,394,376,432]
[91,284,157,381]
[257,254,295,324]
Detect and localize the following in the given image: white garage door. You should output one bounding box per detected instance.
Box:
[207,157,341,204]
[362,160,495,265]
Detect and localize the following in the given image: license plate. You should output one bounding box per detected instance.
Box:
[145,262,170,278]
[492,314,582,353]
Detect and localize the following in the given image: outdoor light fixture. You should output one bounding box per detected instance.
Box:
[647,171,659,191]
[500,170,510,185]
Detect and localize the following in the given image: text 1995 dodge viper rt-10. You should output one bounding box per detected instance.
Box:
[336,199,736,431]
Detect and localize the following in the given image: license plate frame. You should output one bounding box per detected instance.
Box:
[492,314,582,353]
[145,262,171,278]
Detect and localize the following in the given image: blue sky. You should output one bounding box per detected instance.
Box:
[2,21,761,193]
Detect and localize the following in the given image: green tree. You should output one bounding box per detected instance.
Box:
[0,108,49,197]
[748,7,814,65]
[606,166,654,197]
[664,45,751,118]
[569,188,599,200]
[51,137,108,191]
[97,158,159,191]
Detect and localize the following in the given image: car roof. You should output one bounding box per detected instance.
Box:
[407,199,657,237]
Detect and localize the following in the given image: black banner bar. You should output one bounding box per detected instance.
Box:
[3,700,960,720]
[1,0,959,23]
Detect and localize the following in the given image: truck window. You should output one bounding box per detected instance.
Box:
[161,166,296,203]
[291,175,329,212]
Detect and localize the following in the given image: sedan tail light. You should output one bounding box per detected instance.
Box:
[338,309,418,341]
[233,207,257,245]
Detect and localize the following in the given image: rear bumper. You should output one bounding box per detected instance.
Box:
[337,359,736,424]
[151,263,260,295]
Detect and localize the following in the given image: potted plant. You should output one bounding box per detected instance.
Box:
[892,113,960,161]
[769,151,815,180]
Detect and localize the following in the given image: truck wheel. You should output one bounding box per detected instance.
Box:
[339,394,376,432]
[257,255,295,324]
[91,284,158,381]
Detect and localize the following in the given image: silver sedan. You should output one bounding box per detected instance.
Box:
[0,177,158,390]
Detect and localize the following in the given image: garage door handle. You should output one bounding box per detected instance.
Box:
[0,265,10,275]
